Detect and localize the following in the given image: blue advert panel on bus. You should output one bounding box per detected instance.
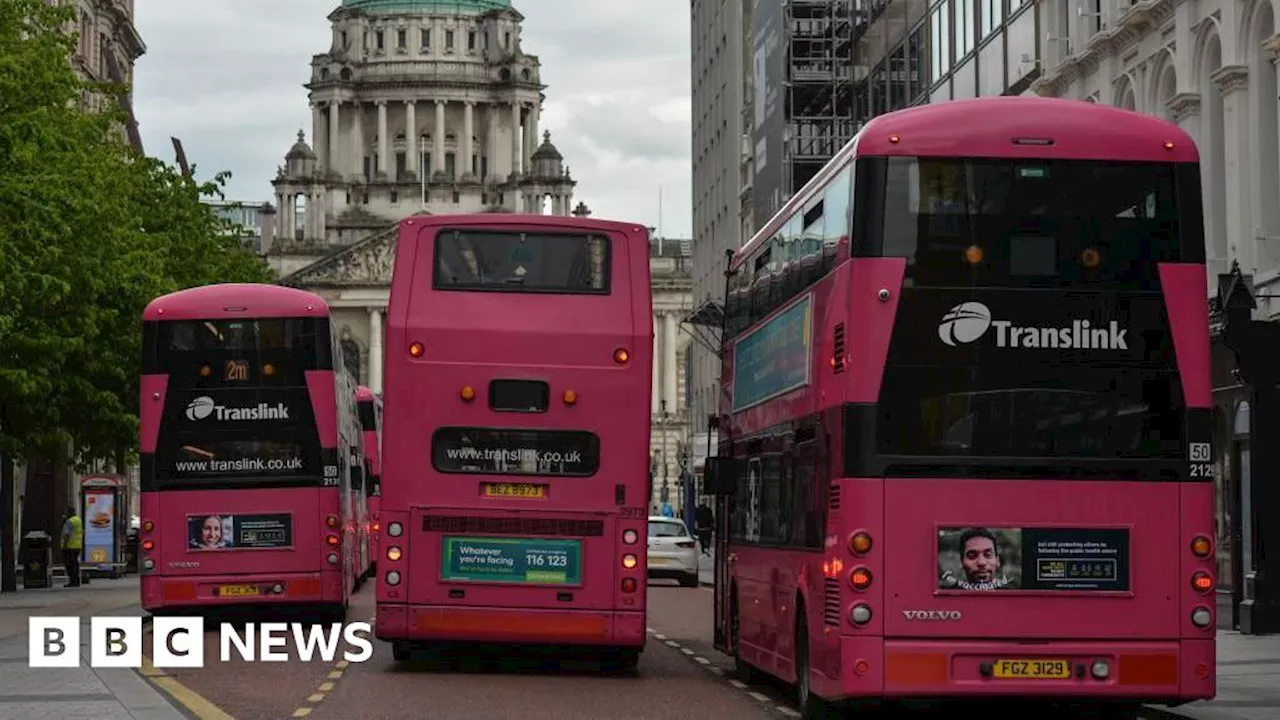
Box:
[732,294,812,411]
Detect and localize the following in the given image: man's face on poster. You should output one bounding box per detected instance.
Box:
[961,535,1000,583]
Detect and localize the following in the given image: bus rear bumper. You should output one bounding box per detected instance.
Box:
[375,603,646,648]
[817,637,1215,704]
[141,571,345,611]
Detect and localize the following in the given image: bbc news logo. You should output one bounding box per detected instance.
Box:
[28,617,373,667]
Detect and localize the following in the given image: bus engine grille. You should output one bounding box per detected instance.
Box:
[422,516,605,537]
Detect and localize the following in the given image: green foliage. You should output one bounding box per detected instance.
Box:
[0,0,274,467]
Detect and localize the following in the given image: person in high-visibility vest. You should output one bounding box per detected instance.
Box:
[61,508,83,587]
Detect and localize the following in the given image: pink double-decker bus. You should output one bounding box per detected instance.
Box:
[139,284,364,619]
[375,214,652,670]
[356,386,382,577]
[705,97,1215,717]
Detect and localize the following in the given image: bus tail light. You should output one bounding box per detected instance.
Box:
[386,546,402,561]
[622,529,638,544]
[849,567,872,591]
[613,348,629,364]
[141,539,155,552]
[409,342,424,357]
[1191,535,1212,559]
[326,533,340,547]
[621,577,637,593]
[622,554,638,569]
[1191,571,1214,593]
[848,532,872,555]
[849,603,871,625]
[325,515,339,529]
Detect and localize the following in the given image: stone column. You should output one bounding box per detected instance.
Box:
[651,323,661,414]
[328,101,341,176]
[282,192,295,240]
[487,103,500,181]
[663,312,678,412]
[462,101,474,179]
[377,101,389,179]
[433,100,446,175]
[368,307,384,394]
[312,104,325,169]
[1213,65,1254,272]
[404,100,417,179]
[510,102,521,175]
[351,102,364,179]
[524,101,540,170]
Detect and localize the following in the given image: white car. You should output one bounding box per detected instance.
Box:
[646,517,699,587]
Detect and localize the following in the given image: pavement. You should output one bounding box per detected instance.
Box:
[0,576,187,720]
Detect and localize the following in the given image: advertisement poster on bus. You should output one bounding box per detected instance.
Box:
[732,294,811,411]
[937,526,1130,592]
[82,490,115,568]
[440,536,582,585]
[187,513,292,551]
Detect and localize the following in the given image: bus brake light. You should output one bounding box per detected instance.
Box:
[141,539,154,552]
[849,567,872,590]
[621,577,637,593]
[409,342,424,357]
[1191,571,1213,593]
[326,534,340,547]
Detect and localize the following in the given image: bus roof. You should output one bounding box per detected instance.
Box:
[732,97,1199,269]
[399,213,649,238]
[142,283,330,321]
[355,386,380,403]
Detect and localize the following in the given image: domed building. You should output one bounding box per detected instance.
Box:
[263,0,578,392]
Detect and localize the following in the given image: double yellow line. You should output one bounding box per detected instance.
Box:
[139,653,235,720]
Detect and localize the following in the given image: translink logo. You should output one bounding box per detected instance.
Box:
[937,302,1128,350]
[185,396,290,422]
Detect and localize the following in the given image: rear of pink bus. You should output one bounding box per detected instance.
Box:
[825,100,1215,713]
[139,284,357,619]
[375,215,653,669]
[357,386,382,577]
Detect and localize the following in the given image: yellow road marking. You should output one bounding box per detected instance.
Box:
[291,709,311,717]
[140,655,237,720]
[327,671,343,680]
[318,682,335,692]
[335,660,349,669]
[307,694,325,703]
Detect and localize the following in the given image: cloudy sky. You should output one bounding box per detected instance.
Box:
[132,0,692,238]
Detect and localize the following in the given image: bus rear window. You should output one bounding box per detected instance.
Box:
[877,158,1187,289]
[432,427,600,477]
[149,318,323,388]
[433,230,609,294]
[158,436,319,479]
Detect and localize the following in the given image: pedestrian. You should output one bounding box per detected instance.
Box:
[61,507,83,588]
[695,502,714,556]
[661,502,674,518]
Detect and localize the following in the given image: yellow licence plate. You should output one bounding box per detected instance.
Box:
[482,483,546,498]
[992,659,1071,679]
[647,557,668,566]
[218,585,260,597]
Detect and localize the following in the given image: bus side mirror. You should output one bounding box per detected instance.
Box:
[703,457,740,496]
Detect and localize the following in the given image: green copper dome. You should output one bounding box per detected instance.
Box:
[341,0,511,14]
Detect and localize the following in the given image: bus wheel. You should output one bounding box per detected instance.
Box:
[794,611,819,718]
[392,641,411,663]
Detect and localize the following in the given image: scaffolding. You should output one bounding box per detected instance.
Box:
[784,0,855,197]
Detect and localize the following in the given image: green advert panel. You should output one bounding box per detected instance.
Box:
[441,536,582,585]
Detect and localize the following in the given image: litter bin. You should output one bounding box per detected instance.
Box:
[20,531,52,589]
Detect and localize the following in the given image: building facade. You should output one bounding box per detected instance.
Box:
[1030,0,1280,608]
[688,0,747,464]
[650,238,695,511]
[65,0,146,146]
[266,0,577,395]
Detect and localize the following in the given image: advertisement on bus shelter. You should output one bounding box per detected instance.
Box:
[187,513,292,551]
[937,526,1130,592]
